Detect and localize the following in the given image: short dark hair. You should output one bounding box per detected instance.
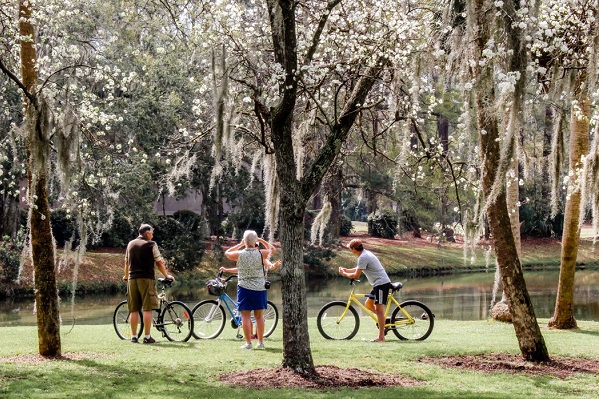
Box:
[348,239,364,252]
[139,224,153,236]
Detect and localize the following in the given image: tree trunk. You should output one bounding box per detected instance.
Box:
[266,0,382,375]
[323,163,343,240]
[278,198,315,375]
[548,73,590,330]
[0,195,20,238]
[471,0,549,361]
[19,0,61,357]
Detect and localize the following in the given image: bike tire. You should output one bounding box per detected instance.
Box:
[113,300,142,340]
[191,299,226,339]
[160,301,194,342]
[263,301,279,338]
[316,301,360,340]
[391,300,434,341]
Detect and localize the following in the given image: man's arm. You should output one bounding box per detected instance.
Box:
[338,267,362,280]
[152,244,174,280]
[156,259,174,281]
[123,249,129,281]
[123,259,129,281]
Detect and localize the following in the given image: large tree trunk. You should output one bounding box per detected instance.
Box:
[19,0,61,357]
[548,73,590,330]
[278,194,315,374]
[266,0,382,375]
[471,0,549,361]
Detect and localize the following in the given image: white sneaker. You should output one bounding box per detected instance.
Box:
[240,343,252,350]
[255,343,265,350]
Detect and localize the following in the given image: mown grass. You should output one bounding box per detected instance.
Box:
[1,319,599,399]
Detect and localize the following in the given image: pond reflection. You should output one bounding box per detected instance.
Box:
[1,269,598,327]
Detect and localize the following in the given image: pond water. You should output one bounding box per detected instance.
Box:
[1,269,598,327]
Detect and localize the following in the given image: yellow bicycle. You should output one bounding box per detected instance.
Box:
[316,279,434,340]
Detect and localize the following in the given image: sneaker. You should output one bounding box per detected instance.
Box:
[143,337,157,344]
[240,343,252,350]
[255,343,265,350]
[130,337,138,343]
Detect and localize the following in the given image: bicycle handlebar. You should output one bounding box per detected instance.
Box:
[157,277,173,287]
[216,271,238,283]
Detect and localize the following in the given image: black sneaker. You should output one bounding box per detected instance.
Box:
[143,337,157,344]
[131,337,139,343]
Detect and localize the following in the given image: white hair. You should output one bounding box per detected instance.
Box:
[243,230,258,247]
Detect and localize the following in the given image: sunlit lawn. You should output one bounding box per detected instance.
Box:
[1,318,599,399]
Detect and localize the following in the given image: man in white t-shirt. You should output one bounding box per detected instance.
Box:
[338,238,392,342]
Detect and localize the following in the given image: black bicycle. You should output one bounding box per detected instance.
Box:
[113,278,194,342]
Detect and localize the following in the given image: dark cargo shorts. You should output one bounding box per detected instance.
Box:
[127,278,159,312]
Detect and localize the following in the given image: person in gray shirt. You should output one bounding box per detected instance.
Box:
[339,238,392,342]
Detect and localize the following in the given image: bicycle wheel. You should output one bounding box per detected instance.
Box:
[391,300,434,341]
[113,300,142,340]
[316,301,360,340]
[160,301,194,342]
[262,301,279,338]
[191,299,226,339]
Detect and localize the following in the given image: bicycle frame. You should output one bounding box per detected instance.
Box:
[113,277,194,342]
[339,284,416,328]
[191,273,279,340]
[213,293,241,326]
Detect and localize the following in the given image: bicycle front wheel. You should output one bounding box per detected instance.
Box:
[113,300,142,340]
[263,301,279,338]
[316,301,359,340]
[391,300,434,341]
[191,300,226,339]
[160,301,194,342]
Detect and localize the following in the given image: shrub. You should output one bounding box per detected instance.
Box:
[50,209,77,248]
[0,230,25,283]
[367,209,398,239]
[173,210,203,233]
[153,217,204,272]
[303,245,336,276]
[339,215,353,236]
[99,213,134,248]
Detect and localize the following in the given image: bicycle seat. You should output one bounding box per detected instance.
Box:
[158,277,173,287]
[391,282,403,292]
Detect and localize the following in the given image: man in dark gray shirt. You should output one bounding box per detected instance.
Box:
[123,224,174,343]
[339,239,392,342]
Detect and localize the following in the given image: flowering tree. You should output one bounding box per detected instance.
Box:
[459,0,551,361]
[530,0,599,329]
[189,0,435,374]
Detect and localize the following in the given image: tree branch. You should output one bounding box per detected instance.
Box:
[0,57,35,103]
[302,0,342,68]
[301,62,386,199]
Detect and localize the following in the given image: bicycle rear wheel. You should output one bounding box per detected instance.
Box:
[160,301,194,342]
[191,299,226,339]
[316,301,359,340]
[113,300,142,340]
[262,301,279,338]
[391,300,434,340]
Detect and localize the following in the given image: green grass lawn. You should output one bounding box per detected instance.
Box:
[1,319,599,399]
